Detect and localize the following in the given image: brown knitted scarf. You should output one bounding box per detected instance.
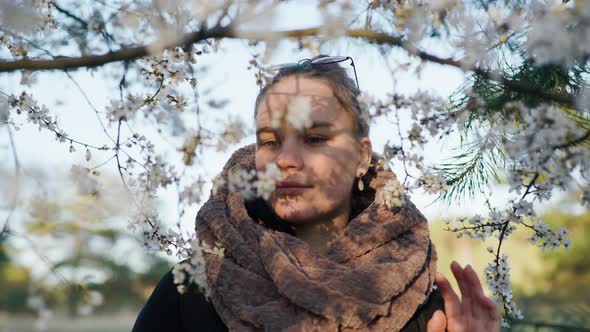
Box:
[195,144,437,332]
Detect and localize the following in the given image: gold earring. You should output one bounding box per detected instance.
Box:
[357,172,364,191]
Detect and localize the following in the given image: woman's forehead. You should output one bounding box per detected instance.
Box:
[256,75,352,129]
[268,75,334,96]
[257,94,344,125]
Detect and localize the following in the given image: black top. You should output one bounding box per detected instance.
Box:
[132,269,445,332]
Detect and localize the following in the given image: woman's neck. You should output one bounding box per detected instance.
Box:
[291,211,350,255]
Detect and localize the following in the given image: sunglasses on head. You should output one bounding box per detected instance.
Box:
[261,56,360,91]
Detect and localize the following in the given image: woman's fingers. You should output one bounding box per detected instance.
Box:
[464,265,501,326]
[477,289,502,323]
[427,310,447,332]
[483,296,501,322]
[435,271,461,320]
[463,264,484,319]
[450,261,473,319]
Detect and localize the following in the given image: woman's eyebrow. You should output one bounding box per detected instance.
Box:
[308,122,333,130]
[256,122,333,136]
[255,127,282,143]
[256,127,277,136]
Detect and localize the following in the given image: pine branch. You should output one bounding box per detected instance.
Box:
[434,135,505,203]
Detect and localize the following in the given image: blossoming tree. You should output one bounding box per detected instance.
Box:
[1,0,589,328]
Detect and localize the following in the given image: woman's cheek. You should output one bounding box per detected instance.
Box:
[254,151,266,171]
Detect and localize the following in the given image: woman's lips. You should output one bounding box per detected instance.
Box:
[275,181,312,195]
[276,187,309,195]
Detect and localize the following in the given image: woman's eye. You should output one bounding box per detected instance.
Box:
[261,140,279,149]
[305,136,326,145]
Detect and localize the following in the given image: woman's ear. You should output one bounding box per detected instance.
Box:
[357,137,372,175]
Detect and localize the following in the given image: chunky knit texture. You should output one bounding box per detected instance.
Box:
[195,144,437,332]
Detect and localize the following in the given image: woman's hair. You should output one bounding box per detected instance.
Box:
[254,55,370,139]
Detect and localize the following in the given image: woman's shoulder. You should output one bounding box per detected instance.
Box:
[132,268,182,332]
[177,273,228,331]
[400,286,445,332]
[132,267,227,332]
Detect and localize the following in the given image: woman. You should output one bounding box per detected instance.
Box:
[132,56,501,332]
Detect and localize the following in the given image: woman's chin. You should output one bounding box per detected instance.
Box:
[272,204,314,223]
[275,210,307,223]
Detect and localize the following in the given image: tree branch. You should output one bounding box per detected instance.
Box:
[0,25,232,72]
[0,27,576,106]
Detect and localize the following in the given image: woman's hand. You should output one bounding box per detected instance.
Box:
[427,261,501,332]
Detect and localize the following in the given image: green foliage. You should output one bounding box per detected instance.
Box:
[538,208,590,301]
[468,61,586,118]
[508,207,590,331]
[0,236,32,312]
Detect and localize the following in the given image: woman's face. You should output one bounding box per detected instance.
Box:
[255,75,371,224]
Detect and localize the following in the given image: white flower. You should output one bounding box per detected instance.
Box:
[188,0,225,22]
[172,239,226,297]
[380,177,407,208]
[69,165,99,195]
[106,97,140,122]
[513,200,535,217]
[483,254,522,321]
[358,92,376,113]
[408,123,426,145]
[179,178,205,205]
[527,220,571,252]
[136,155,177,196]
[286,96,312,130]
[172,263,187,285]
[419,170,448,194]
[20,70,37,87]
[429,0,459,12]
[254,162,282,200]
[203,240,225,257]
[228,168,256,199]
[0,95,9,124]
[319,13,346,38]
[526,10,581,65]
[211,174,226,196]
[216,116,246,152]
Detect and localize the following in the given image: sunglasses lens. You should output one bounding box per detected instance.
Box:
[266,62,298,71]
[311,56,348,65]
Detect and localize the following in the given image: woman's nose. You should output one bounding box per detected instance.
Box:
[275,140,303,170]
